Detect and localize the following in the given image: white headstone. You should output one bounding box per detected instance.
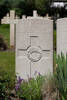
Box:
[33,10,38,17]
[22,15,26,19]
[16,17,53,79]
[57,18,67,56]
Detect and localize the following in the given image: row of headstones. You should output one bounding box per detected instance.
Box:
[1,10,50,47]
[1,10,67,79]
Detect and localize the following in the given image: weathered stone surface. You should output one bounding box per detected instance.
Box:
[57,18,67,56]
[16,18,53,79]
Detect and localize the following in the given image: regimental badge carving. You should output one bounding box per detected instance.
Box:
[27,46,42,62]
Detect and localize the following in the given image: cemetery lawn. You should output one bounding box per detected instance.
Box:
[0,51,15,76]
[0,24,10,47]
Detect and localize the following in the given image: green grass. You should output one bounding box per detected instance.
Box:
[0,24,10,47]
[0,51,15,76]
[0,24,15,76]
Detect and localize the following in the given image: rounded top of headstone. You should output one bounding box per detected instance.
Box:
[57,18,67,21]
[22,15,26,19]
[10,10,15,13]
[33,10,38,17]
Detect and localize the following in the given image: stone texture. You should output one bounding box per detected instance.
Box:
[10,24,15,47]
[10,11,15,47]
[57,18,67,56]
[16,17,53,79]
